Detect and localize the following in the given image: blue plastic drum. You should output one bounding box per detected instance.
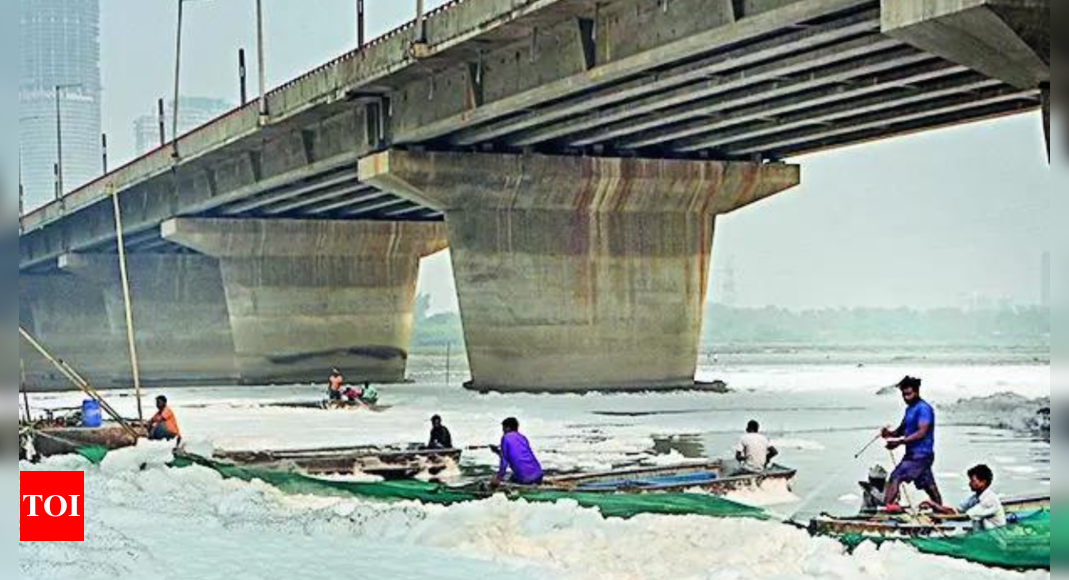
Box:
[82,399,103,428]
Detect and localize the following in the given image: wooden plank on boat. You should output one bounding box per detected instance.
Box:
[502,461,796,495]
[211,445,462,480]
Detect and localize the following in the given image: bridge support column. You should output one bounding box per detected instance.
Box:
[162,218,448,384]
[361,150,799,392]
[19,273,129,389]
[57,253,238,386]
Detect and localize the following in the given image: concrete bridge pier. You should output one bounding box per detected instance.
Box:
[362,150,799,392]
[163,218,448,385]
[19,273,129,389]
[57,253,238,386]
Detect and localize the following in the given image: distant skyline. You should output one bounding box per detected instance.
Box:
[19,0,103,212]
[83,1,1054,310]
[133,96,233,155]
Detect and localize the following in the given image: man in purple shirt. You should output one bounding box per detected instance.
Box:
[492,417,544,487]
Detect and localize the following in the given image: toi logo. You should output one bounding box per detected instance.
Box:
[20,471,85,542]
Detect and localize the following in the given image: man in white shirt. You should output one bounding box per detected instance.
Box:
[735,420,779,472]
[922,464,1007,531]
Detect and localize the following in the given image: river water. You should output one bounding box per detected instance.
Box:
[19,346,1051,580]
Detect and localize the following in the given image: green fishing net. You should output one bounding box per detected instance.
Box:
[910,511,1050,571]
[171,453,768,520]
[76,445,111,465]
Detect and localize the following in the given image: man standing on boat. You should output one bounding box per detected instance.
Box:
[328,369,344,401]
[882,376,943,509]
[148,396,181,442]
[491,417,544,487]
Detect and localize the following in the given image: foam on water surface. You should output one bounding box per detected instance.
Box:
[20,355,1048,580]
[19,449,1051,580]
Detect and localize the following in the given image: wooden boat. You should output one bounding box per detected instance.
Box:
[205,445,462,480]
[497,461,796,496]
[20,422,147,461]
[266,400,392,413]
[808,495,1051,541]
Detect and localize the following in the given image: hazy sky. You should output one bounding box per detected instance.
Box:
[94,0,1053,311]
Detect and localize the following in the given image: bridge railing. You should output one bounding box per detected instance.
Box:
[20,0,477,232]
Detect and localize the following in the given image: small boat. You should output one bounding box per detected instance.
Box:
[202,445,462,480]
[20,422,147,462]
[808,495,1052,541]
[266,400,392,412]
[495,461,796,496]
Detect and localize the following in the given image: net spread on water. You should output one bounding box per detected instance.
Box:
[832,511,1050,571]
[170,453,769,520]
[910,511,1050,570]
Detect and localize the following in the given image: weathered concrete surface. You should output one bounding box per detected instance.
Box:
[19,274,129,390]
[162,218,448,384]
[362,150,800,392]
[57,253,238,386]
[882,0,1049,90]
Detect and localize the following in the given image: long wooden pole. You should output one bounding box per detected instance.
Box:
[111,187,144,420]
[18,327,136,436]
[20,359,31,422]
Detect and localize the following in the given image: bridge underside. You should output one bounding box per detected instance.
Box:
[18,0,1048,391]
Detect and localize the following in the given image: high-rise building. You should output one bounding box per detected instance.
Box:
[19,0,103,214]
[134,97,234,156]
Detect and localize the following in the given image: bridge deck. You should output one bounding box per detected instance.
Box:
[19,0,1041,272]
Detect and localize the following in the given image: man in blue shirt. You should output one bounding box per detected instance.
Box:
[881,376,944,509]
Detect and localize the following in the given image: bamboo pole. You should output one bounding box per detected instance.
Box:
[18,327,137,436]
[111,187,145,421]
[446,342,452,387]
[20,359,31,422]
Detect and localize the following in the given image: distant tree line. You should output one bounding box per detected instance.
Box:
[701,304,1049,345]
[410,294,1049,350]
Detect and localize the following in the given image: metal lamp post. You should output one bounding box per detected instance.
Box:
[173,0,214,159]
[256,0,268,123]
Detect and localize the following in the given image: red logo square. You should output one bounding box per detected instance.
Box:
[20,471,85,542]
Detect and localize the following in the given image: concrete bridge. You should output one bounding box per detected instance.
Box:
[18,0,1049,391]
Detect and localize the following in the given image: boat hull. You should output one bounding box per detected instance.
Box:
[505,461,797,497]
[809,495,1052,541]
[20,423,146,461]
[267,400,391,412]
[209,446,462,480]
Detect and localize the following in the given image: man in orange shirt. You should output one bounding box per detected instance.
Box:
[328,369,344,401]
[148,395,181,442]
